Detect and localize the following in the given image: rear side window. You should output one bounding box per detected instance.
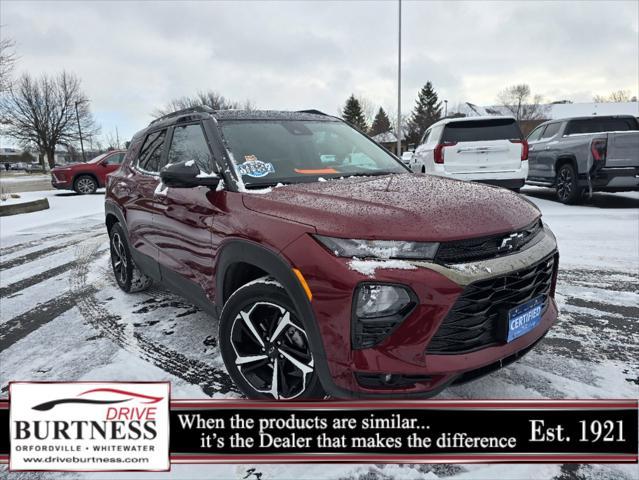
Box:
[541,122,561,139]
[137,130,167,173]
[565,117,639,135]
[168,124,213,173]
[104,152,125,165]
[527,125,546,142]
[442,119,522,142]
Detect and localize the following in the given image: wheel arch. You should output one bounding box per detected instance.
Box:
[554,155,578,182]
[104,200,128,235]
[215,239,337,396]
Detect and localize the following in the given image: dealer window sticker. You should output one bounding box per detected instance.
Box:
[237,158,275,178]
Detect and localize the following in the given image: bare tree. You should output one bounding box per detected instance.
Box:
[496,84,548,121]
[0,33,18,92]
[593,89,633,103]
[153,90,253,117]
[0,71,99,168]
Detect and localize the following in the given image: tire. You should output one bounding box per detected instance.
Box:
[74,175,98,195]
[219,278,325,400]
[555,163,582,204]
[109,223,152,293]
[421,165,426,174]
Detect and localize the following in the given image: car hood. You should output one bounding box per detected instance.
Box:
[242,174,540,242]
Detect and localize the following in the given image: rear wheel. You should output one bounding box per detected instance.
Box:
[555,163,582,204]
[219,278,324,400]
[74,175,97,194]
[109,223,152,293]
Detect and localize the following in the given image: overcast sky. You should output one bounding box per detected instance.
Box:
[2,0,638,144]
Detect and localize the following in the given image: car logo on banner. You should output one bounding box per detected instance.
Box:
[9,382,170,471]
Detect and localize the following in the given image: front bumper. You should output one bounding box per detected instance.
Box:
[51,172,73,190]
[283,225,559,398]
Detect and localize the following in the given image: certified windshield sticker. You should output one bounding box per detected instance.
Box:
[237,160,275,178]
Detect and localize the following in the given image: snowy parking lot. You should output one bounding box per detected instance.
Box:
[1,187,638,480]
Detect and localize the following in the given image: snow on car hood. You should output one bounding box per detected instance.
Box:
[242,174,540,242]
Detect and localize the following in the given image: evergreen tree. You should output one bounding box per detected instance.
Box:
[406,82,442,145]
[341,94,368,132]
[369,107,392,136]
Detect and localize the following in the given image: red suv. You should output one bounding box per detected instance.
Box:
[51,149,126,194]
[105,107,559,399]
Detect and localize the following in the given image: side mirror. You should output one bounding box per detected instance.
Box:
[159,160,220,189]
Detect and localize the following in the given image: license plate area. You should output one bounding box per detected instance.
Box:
[506,295,545,343]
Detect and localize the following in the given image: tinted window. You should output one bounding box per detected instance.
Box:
[104,152,124,165]
[138,130,167,173]
[220,120,406,186]
[442,118,523,142]
[541,122,561,139]
[565,117,639,135]
[168,124,213,172]
[527,125,546,142]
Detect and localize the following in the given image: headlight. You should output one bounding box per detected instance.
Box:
[314,235,439,260]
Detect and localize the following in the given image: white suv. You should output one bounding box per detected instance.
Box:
[409,116,529,190]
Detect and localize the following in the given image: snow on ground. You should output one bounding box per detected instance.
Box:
[0,189,105,237]
[1,187,638,480]
[0,174,50,183]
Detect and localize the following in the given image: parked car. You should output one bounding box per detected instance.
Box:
[26,163,45,173]
[400,151,414,165]
[409,116,528,191]
[50,150,126,194]
[105,107,558,400]
[526,115,639,204]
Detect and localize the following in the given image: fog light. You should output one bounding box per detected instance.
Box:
[352,283,416,349]
[355,284,411,319]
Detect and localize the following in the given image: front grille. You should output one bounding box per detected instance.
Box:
[426,253,557,354]
[435,219,543,264]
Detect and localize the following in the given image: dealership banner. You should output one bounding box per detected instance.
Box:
[0,383,637,471]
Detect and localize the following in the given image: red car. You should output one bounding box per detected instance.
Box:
[105,108,559,399]
[51,149,126,194]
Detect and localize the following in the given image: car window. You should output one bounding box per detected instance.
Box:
[442,118,522,142]
[426,125,443,145]
[564,117,639,135]
[527,125,546,142]
[420,129,431,145]
[541,122,561,139]
[167,123,214,173]
[137,130,167,173]
[104,152,124,165]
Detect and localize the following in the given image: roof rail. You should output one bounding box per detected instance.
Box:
[149,106,215,125]
[296,109,328,116]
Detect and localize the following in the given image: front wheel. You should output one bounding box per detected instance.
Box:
[555,163,582,204]
[74,175,98,194]
[219,278,325,400]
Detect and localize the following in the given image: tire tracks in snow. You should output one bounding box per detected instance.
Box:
[0,230,105,271]
[69,240,238,397]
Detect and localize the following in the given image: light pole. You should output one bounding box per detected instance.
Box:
[444,99,448,117]
[396,0,402,156]
[75,100,86,162]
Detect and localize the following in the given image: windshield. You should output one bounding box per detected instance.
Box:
[87,153,109,164]
[219,120,407,186]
